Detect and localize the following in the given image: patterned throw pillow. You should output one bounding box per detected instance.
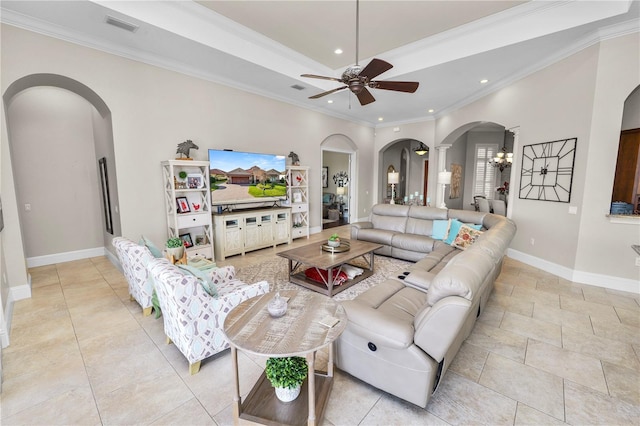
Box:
[452,225,484,250]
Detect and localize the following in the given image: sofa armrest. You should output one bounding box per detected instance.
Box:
[413,296,471,362]
[403,269,436,292]
[351,221,373,240]
[342,300,414,350]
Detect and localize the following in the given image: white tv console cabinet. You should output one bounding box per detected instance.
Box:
[212,207,291,261]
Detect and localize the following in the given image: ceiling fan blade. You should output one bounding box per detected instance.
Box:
[301,74,343,83]
[308,86,347,99]
[371,80,419,93]
[356,87,376,105]
[359,58,393,80]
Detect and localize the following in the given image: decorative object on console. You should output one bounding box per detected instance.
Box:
[288,151,300,166]
[414,142,429,156]
[488,130,514,172]
[519,137,576,203]
[265,356,308,402]
[438,170,452,209]
[176,139,199,160]
[388,171,399,204]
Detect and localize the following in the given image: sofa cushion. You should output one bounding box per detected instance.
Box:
[370,204,410,232]
[391,233,436,253]
[356,228,397,246]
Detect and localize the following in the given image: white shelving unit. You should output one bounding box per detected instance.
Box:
[161,160,214,261]
[286,165,310,239]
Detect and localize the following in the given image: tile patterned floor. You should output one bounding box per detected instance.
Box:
[2,226,639,425]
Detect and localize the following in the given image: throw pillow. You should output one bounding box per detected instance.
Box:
[177,264,218,297]
[341,264,364,280]
[323,193,332,204]
[431,219,450,240]
[452,225,484,250]
[304,267,349,286]
[139,235,163,258]
[443,219,463,245]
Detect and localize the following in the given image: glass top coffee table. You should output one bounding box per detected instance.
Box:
[277,239,382,297]
[223,290,347,426]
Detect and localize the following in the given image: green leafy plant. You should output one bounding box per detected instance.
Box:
[178,171,188,180]
[265,357,308,389]
[328,233,340,241]
[166,237,184,248]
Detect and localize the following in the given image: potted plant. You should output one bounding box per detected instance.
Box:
[265,356,308,402]
[166,237,185,261]
[327,233,340,248]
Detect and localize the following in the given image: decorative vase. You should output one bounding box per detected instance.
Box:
[275,385,301,402]
[267,292,288,317]
[166,246,184,261]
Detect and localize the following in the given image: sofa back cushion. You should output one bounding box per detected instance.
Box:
[370,204,410,232]
[426,247,495,306]
[405,206,447,236]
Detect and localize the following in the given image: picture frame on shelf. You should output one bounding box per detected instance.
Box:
[180,233,193,248]
[322,167,328,188]
[176,197,190,213]
[195,234,207,246]
[293,191,302,203]
[187,173,204,189]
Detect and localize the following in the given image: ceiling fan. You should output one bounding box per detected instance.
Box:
[301,0,419,106]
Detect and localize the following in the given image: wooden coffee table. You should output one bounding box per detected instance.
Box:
[277,239,382,297]
[223,290,347,426]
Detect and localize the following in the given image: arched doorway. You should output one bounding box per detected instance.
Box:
[438,122,516,214]
[321,134,357,229]
[3,74,120,266]
[379,139,430,205]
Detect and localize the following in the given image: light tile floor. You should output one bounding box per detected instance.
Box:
[2,226,639,425]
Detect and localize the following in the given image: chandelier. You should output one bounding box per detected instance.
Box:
[489,131,513,172]
[414,142,429,156]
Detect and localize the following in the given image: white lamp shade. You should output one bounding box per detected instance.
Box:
[336,186,345,195]
[388,172,400,184]
[438,171,452,185]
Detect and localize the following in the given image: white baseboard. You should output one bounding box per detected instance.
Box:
[26,247,106,268]
[1,275,32,348]
[507,249,640,295]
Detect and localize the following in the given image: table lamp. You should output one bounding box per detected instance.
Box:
[437,170,452,209]
[336,186,345,203]
[388,172,399,204]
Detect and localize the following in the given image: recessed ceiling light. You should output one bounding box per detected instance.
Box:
[480,79,489,84]
[378,117,384,121]
[428,109,434,113]
[327,100,333,104]
[334,48,343,55]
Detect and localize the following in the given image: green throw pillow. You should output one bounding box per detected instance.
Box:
[177,264,218,298]
[139,235,163,258]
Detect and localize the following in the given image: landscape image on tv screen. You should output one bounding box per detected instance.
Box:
[209,149,287,205]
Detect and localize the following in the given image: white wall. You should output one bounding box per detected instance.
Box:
[7,86,103,257]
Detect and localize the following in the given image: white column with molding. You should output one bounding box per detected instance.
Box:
[436,145,451,209]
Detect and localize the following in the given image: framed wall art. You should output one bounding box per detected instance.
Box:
[322,167,328,188]
[176,196,190,213]
[519,137,576,203]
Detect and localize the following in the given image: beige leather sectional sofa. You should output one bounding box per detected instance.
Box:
[336,204,516,407]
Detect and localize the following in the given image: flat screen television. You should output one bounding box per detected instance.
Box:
[208,149,287,206]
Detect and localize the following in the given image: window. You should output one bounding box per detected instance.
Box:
[474,144,498,198]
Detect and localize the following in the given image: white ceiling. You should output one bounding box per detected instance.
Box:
[2,1,638,127]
